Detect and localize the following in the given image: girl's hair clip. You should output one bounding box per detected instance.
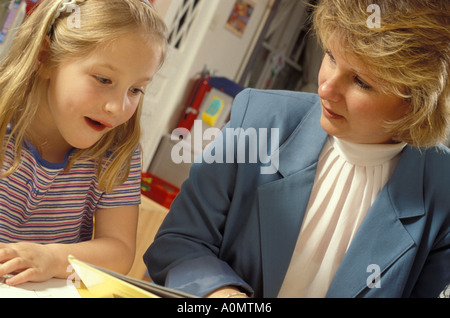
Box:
[48,0,82,34]
[48,0,154,34]
[140,0,154,8]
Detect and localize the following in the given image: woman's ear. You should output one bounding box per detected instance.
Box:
[36,36,52,78]
[402,96,413,116]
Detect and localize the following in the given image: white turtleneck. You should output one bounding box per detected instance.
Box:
[277,136,406,298]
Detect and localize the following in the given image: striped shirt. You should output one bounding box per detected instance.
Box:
[0,134,142,244]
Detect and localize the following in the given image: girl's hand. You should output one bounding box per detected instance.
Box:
[0,205,139,287]
[0,242,60,286]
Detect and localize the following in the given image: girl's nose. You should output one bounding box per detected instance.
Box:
[103,92,128,116]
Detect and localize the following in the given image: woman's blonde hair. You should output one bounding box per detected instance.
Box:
[313,0,450,147]
[0,0,168,192]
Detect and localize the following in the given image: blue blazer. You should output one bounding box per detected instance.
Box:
[145,89,450,298]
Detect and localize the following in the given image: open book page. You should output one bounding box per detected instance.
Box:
[68,255,196,298]
[0,275,81,298]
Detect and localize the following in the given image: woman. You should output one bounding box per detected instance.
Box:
[145,0,449,298]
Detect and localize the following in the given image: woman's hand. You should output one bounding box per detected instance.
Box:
[0,242,61,286]
[206,286,249,298]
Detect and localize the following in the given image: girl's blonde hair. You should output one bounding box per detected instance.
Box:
[0,0,168,192]
[313,0,450,147]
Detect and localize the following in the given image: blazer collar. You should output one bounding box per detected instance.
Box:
[276,104,327,178]
[258,103,328,297]
[386,146,426,219]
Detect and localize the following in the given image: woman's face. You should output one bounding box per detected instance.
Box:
[318,36,410,144]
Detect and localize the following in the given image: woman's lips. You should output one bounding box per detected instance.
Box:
[85,117,112,132]
[322,104,344,119]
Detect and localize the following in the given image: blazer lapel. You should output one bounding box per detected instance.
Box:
[326,146,426,297]
[258,105,327,297]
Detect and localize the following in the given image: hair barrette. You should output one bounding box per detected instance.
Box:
[140,0,154,8]
[48,0,82,34]
[48,0,154,34]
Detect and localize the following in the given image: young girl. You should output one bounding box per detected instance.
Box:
[0,0,167,286]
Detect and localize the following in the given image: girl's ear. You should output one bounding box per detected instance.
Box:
[37,36,52,78]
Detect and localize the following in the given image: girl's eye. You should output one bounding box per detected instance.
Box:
[130,88,145,96]
[95,76,112,85]
[353,76,372,90]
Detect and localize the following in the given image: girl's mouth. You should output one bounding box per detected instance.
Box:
[85,117,108,132]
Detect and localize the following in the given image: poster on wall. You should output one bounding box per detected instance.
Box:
[225,0,255,37]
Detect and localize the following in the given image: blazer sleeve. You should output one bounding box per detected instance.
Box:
[410,146,450,297]
[144,88,319,297]
[144,89,256,297]
[412,231,450,297]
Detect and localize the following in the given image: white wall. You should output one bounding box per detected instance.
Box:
[141,0,272,169]
[189,0,271,81]
[164,0,273,138]
[140,0,221,170]
[153,0,171,17]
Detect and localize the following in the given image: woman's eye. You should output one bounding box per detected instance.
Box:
[325,49,374,91]
[354,76,372,90]
[326,50,336,64]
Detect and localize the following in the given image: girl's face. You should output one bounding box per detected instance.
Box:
[318,36,410,144]
[38,31,162,154]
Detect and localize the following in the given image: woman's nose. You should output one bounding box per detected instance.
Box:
[318,76,343,103]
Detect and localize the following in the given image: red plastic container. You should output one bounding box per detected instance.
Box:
[25,0,41,14]
[141,172,179,209]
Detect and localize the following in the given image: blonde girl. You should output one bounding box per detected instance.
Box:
[0,0,167,285]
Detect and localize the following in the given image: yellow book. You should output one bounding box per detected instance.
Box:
[68,255,195,298]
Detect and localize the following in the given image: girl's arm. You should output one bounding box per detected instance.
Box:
[0,205,138,286]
